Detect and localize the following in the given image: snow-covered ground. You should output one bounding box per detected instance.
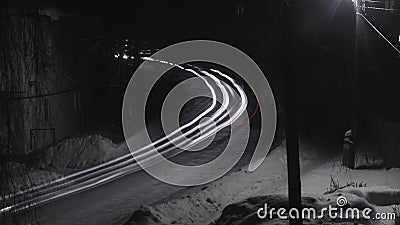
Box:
[36,134,128,174]
[1,134,128,196]
[0,161,62,195]
[124,138,400,225]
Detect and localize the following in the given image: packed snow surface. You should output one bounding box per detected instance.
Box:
[125,139,400,225]
[36,134,128,174]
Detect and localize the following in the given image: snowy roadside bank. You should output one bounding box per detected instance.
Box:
[0,161,63,195]
[0,133,128,197]
[124,140,319,225]
[35,134,128,174]
[124,139,400,225]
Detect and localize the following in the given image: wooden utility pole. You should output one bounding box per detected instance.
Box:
[345,0,362,169]
[282,1,302,225]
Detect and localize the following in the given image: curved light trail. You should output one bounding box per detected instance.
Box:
[0,59,249,215]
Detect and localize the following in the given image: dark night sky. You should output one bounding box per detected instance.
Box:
[3,0,399,75]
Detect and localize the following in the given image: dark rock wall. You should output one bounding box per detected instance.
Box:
[0,10,79,155]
